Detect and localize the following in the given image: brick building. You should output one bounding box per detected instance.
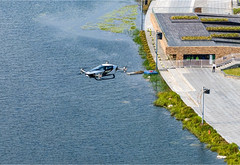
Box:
[150,13,240,62]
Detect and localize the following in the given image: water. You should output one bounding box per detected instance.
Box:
[0,1,225,164]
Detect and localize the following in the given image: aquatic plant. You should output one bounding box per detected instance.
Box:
[81,5,138,33]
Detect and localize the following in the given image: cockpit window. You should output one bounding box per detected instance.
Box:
[91,65,104,71]
[105,66,113,71]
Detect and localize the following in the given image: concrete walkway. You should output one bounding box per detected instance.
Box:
[161,68,240,146]
[144,0,240,146]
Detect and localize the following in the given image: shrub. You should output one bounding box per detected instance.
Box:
[206,26,240,31]
[171,15,199,20]
[181,36,212,40]
[210,33,240,38]
[155,91,240,164]
[201,18,228,22]
[233,8,240,14]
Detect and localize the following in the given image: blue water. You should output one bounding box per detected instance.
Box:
[0,1,225,164]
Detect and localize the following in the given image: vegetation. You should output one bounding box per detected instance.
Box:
[210,33,240,38]
[182,33,240,40]
[201,18,229,22]
[81,5,138,33]
[223,67,240,77]
[154,91,240,164]
[233,8,240,14]
[181,36,212,40]
[133,29,240,164]
[170,15,199,20]
[206,26,240,31]
[132,29,170,92]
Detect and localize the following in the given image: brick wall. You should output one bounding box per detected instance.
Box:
[150,13,168,54]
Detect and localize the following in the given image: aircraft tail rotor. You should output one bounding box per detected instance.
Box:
[80,68,85,74]
[118,66,127,72]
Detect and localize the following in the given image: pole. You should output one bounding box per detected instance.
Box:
[155,31,158,70]
[202,87,204,125]
[140,0,143,30]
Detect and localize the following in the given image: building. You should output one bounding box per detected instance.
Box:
[151,12,240,61]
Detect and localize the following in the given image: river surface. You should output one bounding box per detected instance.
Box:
[0,0,225,164]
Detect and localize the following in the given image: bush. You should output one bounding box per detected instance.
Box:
[206,26,240,31]
[210,33,240,38]
[171,15,199,20]
[155,91,240,164]
[201,18,228,22]
[181,36,212,40]
[233,8,240,14]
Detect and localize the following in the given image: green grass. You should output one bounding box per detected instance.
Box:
[201,18,229,22]
[182,33,240,41]
[206,26,240,31]
[154,91,240,164]
[233,8,240,14]
[170,15,199,20]
[223,67,240,77]
[133,29,240,164]
[210,33,240,38]
[132,30,170,92]
[181,36,212,40]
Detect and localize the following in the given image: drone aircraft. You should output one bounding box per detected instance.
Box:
[80,63,127,80]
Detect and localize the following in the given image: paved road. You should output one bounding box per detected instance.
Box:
[145,0,240,146]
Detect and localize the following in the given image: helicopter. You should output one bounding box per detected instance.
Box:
[80,63,127,80]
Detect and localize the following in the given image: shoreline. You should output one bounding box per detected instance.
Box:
[133,29,240,164]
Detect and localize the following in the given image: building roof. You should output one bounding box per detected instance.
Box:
[155,13,240,47]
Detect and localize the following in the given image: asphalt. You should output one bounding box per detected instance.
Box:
[145,0,240,147]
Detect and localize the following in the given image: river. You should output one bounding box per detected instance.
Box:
[0,0,225,164]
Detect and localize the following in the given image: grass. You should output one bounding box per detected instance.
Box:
[181,36,212,41]
[132,29,170,92]
[210,33,240,38]
[206,26,240,32]
[171,15,199,20]
[133,29,240,164]
[182,33,240,41]
[154,91,240,164]
[223,67,240,77]
[233,8,240,14]
[201,18,229,22]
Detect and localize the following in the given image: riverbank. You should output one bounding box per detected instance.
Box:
[133,30,240,164]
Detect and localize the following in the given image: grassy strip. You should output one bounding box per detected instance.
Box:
[206,26,240,31]
[170,15,199,20]
[154,91,240,164]
[132,29,240,164]
[210,33,240,38]
[182,36,212,40]
[201,18,229,22]
[182,33,240,40]
[223,67,240,77]
[233,8,240,15]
